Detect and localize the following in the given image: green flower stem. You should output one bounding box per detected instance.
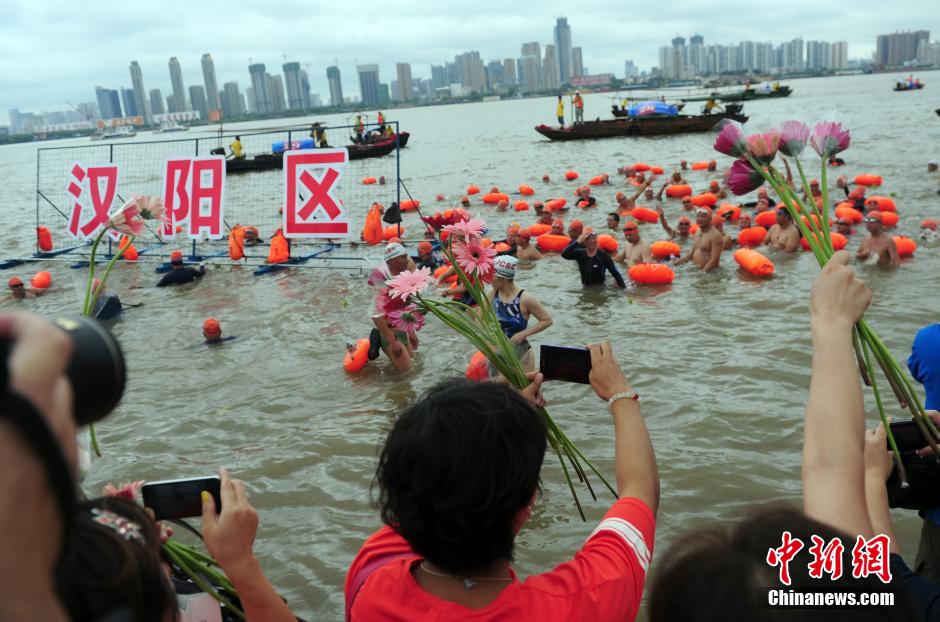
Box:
[88,423,101,459]
[87,235,134,316]
[81,228,107,316]
[163,541,246,620]
[818,156,834,249]
[859,335,908,486]
[852,327,873,387]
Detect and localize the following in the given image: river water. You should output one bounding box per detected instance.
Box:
[1,71,939,619]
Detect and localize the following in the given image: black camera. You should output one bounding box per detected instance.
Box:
[887,420,940,511]
[1,315,126,425]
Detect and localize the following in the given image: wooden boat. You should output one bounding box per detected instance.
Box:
[682,86,792,102]
[534,111,748,141]
[893,83,924,91]
[362,131,410,148]
[611,103,684,117]
[225,136,402,174]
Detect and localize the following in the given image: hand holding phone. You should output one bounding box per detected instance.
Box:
[540,345,592,384]
[142,476,222,521]
[586,342,632,401]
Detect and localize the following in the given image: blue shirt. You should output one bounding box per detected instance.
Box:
[909,324,940,411]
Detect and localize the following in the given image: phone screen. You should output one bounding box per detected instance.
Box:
[142,476,222,521]
[889,421,928,453]
[540,345,592,384]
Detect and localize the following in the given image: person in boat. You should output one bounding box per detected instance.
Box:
[555,95,564,127]
[354,115,365,143]
[561,229,627,288]
[703,99,723,115]
[856,212,900,268]
[377,111,386,133]
[573,91,584,124]
[614,220,652,266]
[311,123,329,148]
[773,81,781,91]
[516,230,543,261]
[765,208,801,252]
[230,135,245,160]
[675,208,724,271]
[157,250,206,287]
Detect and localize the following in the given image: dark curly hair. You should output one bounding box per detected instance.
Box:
[375,378,547,576]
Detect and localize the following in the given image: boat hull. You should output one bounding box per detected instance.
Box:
[534,113,748,141]
[682,86,792,102]
[225,136,403,174]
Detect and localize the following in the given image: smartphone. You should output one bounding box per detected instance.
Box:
[142,476,222,521]
[889,421,928,453]
[540,345,592,384]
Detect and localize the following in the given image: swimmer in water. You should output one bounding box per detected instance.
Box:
[765,208,801,252]
[834,217,855,237]
[919,219,938,242]
[712,215,734,250]
[7,277,42,300]
[203,318,236,345]
[669,169,687,185]
[538,210,554,226]
[737,213,752,230]
[856,212,900,268]
[578,187,597,208]
[743,187,777,210]
[675,208,724,272]
[370,243,417,371]
[551,219,565,236]
[415,241,442,270]
[561,229,626,288]
[516,230,543,260]
[567,219,584,241]
[614,220,652,266]
[615,179,651,215]
[157,251,207,287]
[488,255,553,375]
[654,184,692,241]
[606,212,621,233]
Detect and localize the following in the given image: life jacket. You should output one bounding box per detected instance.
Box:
[574,95,583,109]
[119,235,138,261]
[36,226,53,252]
[378,113,385,125]
[362,204,384,246]
[228,226,245,261]
[267,229,289,264]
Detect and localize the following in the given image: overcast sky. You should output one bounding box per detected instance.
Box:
[2,0,936,114]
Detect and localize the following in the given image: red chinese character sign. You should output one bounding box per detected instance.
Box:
[162,156,226,239]
[283,149,350,238]
[66,162,120,240]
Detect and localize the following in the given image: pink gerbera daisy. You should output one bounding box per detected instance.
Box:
[444,217,486,238]
[387,304,426,336]
[386,267,432,302]
[454,237,496,277]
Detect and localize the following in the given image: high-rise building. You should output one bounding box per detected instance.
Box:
[283,62,310,110]
[431,64,446,90]
[168,57,188,112]
[149,89,165,115]
[246,86,256,113]
[326,66,343,107]
[806,40,832,70]
[396,63,414,101]
[571,47,583,78]
[268,74,287,113]
[454,52,485,93]
[520,42,542,93]
[542,44,559,89]
[378,83,391,107]
[248,64,269,114]
[503,58,517,85]
[220,81,245,117]
[95,87,122,120]
[201,53,220,112]
[189,85,208,120]
[485,60,504,90]
[623,60,639,79]
[554,17,573,84]
[876,30,930,67]
[357,64,381,107]
[121,87,138,117]
[128,61,149,122]
[689,34,705,73]
[390,79,400,101]
[831,41,849,69]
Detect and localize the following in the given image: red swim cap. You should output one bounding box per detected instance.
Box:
[922,219,938,231]
[417,241,433,253]
[203,318,221,337]
[170,250,183,262]
[8,277,23,288]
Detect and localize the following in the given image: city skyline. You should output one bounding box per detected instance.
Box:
[3,0,937,114]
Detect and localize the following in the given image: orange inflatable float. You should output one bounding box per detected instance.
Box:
[545,198,567,211]
[267,230,289,264]
[36,226,53,252]
[690,193,718,207]
[118,236,138,261]
[665,184,692,198]
[737,226,767,247]
[834,205,863,224]
[755,211,777,228]
[528,223,552,236]
[383,225,405,241]
[536,233,572,252]
[433,265,457,283]
[519,184,535,196]
[631,207,659,223]
[514,200,530,211]
[894,236,916,257]
[650,240,681,259]
[228,226,246,260]
[734,249,774,277]
[362,204,384,245]
[343,339,370,373]
[650,165,665,175]
[868,196,896,212]
[801,232,847,251]
[466,351,489,381]
[717,204,741,221]
[436,193,445,202]
[362,176,377,185]
[633,163,651,172]
[879,212,899,228]
[691,161,709,170]
[597,234,618,254]
[854,174,883,187]
[400,199,420,211]
[467,185,480,195]
[565,170,579,181]
[30,271,52,289]
[483,192,510,204]
[628,263,674,285]
[588,175,606,186]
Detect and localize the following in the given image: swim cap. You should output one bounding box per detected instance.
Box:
[865,211,883,222]
[922,219,937,231]
[696,207,711,216]
[384,243,408,262]
[622,220,638,232]
[417,241,433,254]
[203,318,221,337]
[552,218,564,227]
[583,227,596,238]
[712,215,725,226]
[678,216,691,225]
[709,180,720,190]
[569,219,584,229]
[494,255,518,280]
[170,250,183,263]
[8,277,23,288]
[615,192,625,201]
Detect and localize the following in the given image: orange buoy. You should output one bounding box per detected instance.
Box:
[597,234,619,254]
[466,185,480,195]
[228,226,246,261]
[436,193,445,202]
[734,248,774,277]
[545,198,567,211]
[267,229,290,263]
[494,242,512,253]
[854,174,883,187]
[801,232,847,251]
[588,175,605,186]
[894,236,917,257]
[536,233,572,252]
[483,192,510,205]
[691,161,709,170]
[36,226,53,252]
[633,163,651,172]
[755,211,777,228]
[650,240,681,259]
[737,226,768,247]
[362,176,377,185]
[690,193,718,207]
[880,211,899,228]
[528,223,552,236]
[628,263,674,285]
[514,200,530,211]
[665,184,693,198]
[717,203,741,221]
[433,265,457,283]
[30,271,52,289]
[343,339,370,373]
[565,170,579,181]
[834,205,863,224]
[383,225,405,241]
[650,165,664,175]
[801,214,822,231]
[362,204,384,246]
[466,351,489,381]
[400,199,420,211]
[631,207,659,224]
[868,196,896,212]
[118,236,138,261]
[519,184,535,196]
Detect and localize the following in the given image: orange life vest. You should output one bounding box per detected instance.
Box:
[267,229,289,264]
[119,236,138,261]
[228,226,245,261]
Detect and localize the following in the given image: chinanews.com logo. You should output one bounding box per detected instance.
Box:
[763,531,895,609]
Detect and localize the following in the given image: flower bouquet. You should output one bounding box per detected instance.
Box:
[381,210,614,519]
[715,119,939,481]
[81,196,166,457]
